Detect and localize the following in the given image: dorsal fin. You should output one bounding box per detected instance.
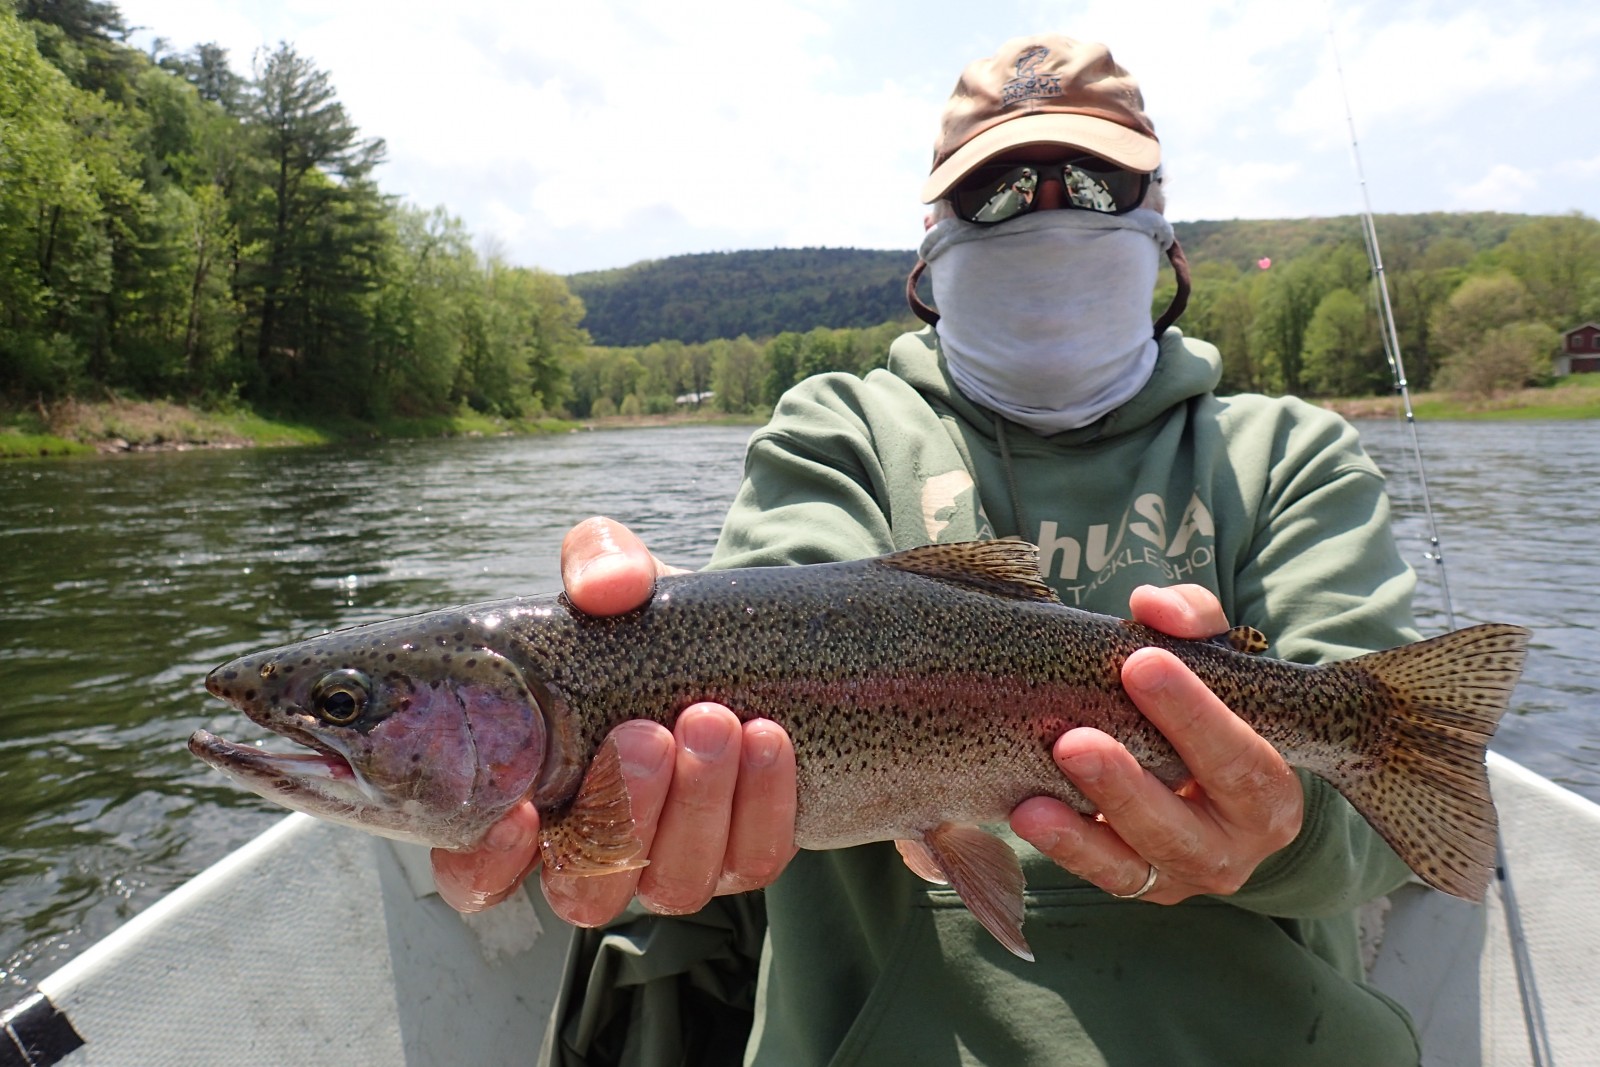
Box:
[876,540,1060,603]
[1215,624,1270,655]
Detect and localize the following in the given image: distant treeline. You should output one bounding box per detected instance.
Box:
[571,209,1600,414]
[3,0,1598,423]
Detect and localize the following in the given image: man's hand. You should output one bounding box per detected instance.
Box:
[1009,584,1305,903]
[431,517,799,924]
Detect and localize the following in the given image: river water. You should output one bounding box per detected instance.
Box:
[1,419,1595,996]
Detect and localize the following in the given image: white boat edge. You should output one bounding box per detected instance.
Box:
[3,751,1595,1066]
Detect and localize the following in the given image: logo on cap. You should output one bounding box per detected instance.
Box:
[1001,46,1061,106]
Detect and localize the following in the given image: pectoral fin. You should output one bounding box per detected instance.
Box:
[922,823,1033,962]
[538,738,647,874]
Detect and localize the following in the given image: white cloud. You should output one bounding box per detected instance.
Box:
[1279,6,1563,149]
[1452,163,1538,210]
[1556,155,1600,179]
[265,0,933,263]
[116,0,1600,270]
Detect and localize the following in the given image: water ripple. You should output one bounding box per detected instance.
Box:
[2,420,1596,994]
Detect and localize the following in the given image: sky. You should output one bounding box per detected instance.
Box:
[114,0,1600,275]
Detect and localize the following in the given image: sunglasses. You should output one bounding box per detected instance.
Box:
[951,157,1151,224]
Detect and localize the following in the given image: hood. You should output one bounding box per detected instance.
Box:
[886,325,1222,449]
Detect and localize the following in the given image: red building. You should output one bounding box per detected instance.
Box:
[1557,323,1600,376]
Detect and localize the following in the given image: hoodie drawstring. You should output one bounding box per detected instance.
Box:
[993,413,1027,541]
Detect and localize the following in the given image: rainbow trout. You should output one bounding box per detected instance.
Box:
[191,541,1529,960]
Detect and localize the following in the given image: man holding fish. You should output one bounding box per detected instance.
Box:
[436,32,1453,1066]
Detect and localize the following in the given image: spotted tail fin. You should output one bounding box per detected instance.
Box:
[1326,623,1529,901]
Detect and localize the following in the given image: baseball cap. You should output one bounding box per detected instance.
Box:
[921,34,1160,204]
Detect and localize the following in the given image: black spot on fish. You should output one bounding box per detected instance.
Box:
[222,670,238,681]
[386,653,396,662]
[465,659,477,669]
[244,690,256,701]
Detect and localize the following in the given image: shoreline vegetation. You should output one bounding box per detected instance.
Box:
[5,380,1596,461]
[0,397,769,459]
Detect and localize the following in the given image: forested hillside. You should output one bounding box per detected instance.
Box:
[1172,213,1537,270]
[569,249,917,346]
[564,209,1599,417]
[567,213,1550,349]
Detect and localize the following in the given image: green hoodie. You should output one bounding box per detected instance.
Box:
[542,329,1422,1067]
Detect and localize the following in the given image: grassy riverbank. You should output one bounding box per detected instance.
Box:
[4,380,1596,460]
[1320,377,1600,421]
[0,397,583,459]
[0,397,773,459]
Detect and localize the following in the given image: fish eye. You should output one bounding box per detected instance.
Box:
[309,669,371,725]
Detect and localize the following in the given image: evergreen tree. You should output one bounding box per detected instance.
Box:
[241,42,385,404]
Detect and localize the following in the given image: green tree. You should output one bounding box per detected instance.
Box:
[710,335,766,413]
[1431,273,1552,396]
[17,0,140,102]
[797,327,848,380]
[1432,273,1533,356]
[157,42,245,114]
[1497,213,1600,329]
[1302,288,1385,397]
[1437,322,1558,395]
[763,332,804,407]
[1251,255,1329,394]
[457,261,585,416]
[370,205,473,414]
[1182,262,1264,393]
[640,339,689,409]
[1394,235,1479,390]
[0,6,112,395]
[241,42,385,403]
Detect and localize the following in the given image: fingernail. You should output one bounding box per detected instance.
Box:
[1028,828,1060,853]
[681,710,731,760]
[573,546,622,584]
[744,728,780,769]
[1061,749,1104,781]
[1124,652,1167,694]
[616,722,672,777]
[485,818,536,853]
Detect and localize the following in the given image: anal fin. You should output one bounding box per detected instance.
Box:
[922,823,1033,962]
[895,838,949,885]
[539,738,647,875]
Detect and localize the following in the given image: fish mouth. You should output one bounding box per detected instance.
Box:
[186,727,432,842]
[187,728,469,848]
[188,728,366,801]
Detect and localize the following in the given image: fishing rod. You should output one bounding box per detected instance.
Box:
[1324,29,1454,632]
[1323,16,1552,1067]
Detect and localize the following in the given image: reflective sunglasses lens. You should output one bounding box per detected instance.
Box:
[1062,160,1146,213]
[954,166,1038,223]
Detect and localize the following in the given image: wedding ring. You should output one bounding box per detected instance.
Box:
[1113,862,1160,900]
